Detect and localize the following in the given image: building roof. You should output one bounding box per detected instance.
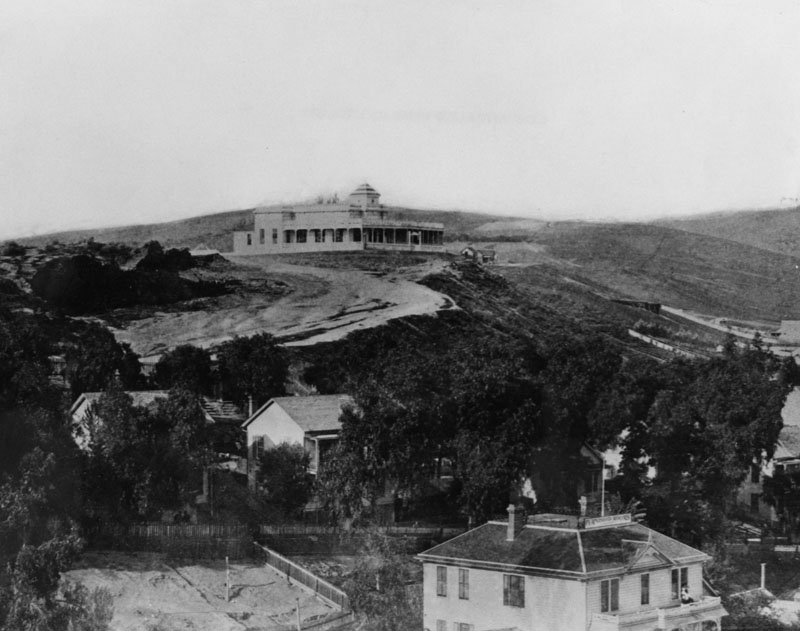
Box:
[350,183,379,196]
[200,398,246,424]
[71,391,243,425]
[70,390,169,415]
[418,517,708,579]
[243,394,354,433]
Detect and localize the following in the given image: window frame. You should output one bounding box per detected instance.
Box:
[458,568,469,600]
[600,578,620,613]
[503,574,525,608]
[672,567,689,600]
[641,573,650,605]
[436,566,447,597]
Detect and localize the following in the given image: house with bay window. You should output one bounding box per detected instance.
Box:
[418,507,726,631]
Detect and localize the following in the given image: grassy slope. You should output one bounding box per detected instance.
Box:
[14,199,800,322]
[14,205,519,252]
[509,222,800,321]
[658,206,800,257]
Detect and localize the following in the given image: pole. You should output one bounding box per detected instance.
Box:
[601,455,606,517]
[226,556,230,603]
[296,596,301,631]
[761,563,766,590]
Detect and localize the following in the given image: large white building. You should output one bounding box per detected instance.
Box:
[418,509,726,631]
[232,184,445,255]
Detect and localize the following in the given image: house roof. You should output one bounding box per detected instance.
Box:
[243,394,354,433]
[71,391,243,425]
[70,390,169,416]
[201,398,245,424]
[418,518,707,579]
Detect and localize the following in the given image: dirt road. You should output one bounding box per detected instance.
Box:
[112,256,455,357]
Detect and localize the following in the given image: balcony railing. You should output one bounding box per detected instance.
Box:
[591,596,725,630]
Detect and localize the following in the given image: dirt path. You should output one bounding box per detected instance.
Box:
[112,256,455,356]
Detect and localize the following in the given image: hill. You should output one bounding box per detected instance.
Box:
[13,205,521,252]
[658,206,800,257]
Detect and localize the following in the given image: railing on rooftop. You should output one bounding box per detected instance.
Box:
[592,596,724,630]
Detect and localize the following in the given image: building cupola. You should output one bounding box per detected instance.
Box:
[347,183,380,209]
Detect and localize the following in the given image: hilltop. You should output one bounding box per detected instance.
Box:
[14,205,520,252]
[658,205,800,257]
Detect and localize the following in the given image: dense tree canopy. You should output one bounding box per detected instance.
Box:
[154,344,213,394]
[217,333,288,410]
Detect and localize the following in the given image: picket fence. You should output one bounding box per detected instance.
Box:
[254,542,351,611]
[86,522,252,559]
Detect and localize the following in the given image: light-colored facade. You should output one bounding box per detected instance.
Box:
[418,510,726,631]
[232,184,444,255]
[242,394,353,488]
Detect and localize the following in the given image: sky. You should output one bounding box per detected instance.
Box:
[2,0,800,239]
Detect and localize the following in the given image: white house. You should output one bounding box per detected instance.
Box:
[418,508,726,631]
[232,184,444,255]
[242,394,353,488]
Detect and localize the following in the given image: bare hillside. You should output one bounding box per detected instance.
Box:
[659,206,800,257]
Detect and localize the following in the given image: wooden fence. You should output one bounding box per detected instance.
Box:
[254,542,351,611]
[85,522,253,559]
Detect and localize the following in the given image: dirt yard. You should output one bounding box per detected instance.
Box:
[111,255,456,356]
[65,551,340,631]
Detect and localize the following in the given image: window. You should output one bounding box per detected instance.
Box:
[296,230,307,243]
[335,229,345,243]
[455,624,473,631]
[751,464,760,483]
[312,229,322,243]
[672,567,689,600]
[259,228,265,244]
[436,621,447,631]
[503,574,524,607]
[351,228,362,242]
[458,569,469,600]
[641,573,650,605]
[272,229,278,244]
[436,566,447,597]
[246,233,252,246]
[600,578,619,613]
[751,493,761,513]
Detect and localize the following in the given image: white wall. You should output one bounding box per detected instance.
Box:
[246,402,304,450]
[422,563,585,631]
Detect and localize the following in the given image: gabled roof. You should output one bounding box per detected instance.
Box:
[71,391,242,425]
[70,390,169,416]
[201,398,245,424]
[418,519,707,579]
[243,394,354,433]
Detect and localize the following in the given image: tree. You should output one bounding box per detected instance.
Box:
[154,345,213,394]
[82,387,213,520]
[257,443,313,516]
[618,344,791,545]
[217,333,287,409]
[342,529,421,631]
[65,323,141,397]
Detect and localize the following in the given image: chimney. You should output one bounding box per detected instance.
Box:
[248,395,254,418]
[506,504,525,542]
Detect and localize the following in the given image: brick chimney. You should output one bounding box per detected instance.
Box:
[506,504,525,542]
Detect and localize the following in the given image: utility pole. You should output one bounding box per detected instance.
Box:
[226,556,230,602]
[296,596,301,631]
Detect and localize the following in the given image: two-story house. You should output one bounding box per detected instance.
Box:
[418,507,726,631]
[242,394,353,489]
